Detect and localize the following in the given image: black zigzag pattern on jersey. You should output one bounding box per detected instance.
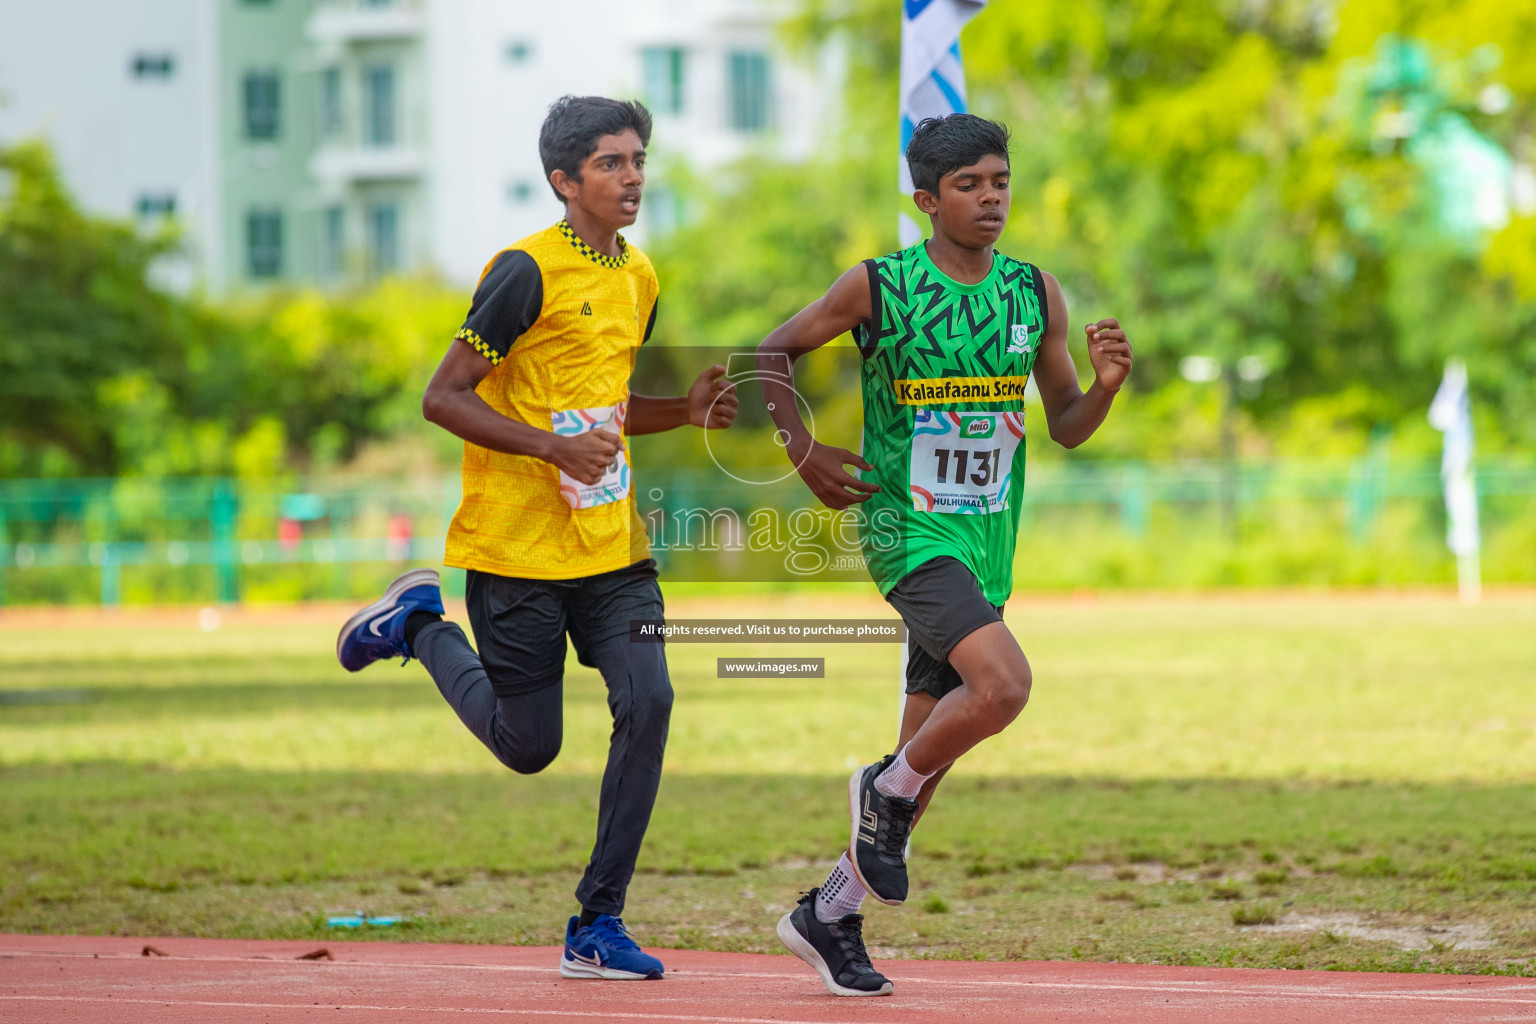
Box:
[853,244,1051,590]
[857,245,1050,490]
[865,247,1045,391]
[882,261,921,355]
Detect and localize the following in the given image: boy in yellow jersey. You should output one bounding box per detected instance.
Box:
[336,96,738,980]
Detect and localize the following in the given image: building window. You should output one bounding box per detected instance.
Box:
[136,193,177,219]
[727,51,770,132]
[368,202,399,274]
[243,70,281,140]
[506,40,534,64]
[323,205,345,277]
[507,180,535,203]
[644,185,683,235]
[364,64,396,146]
[642,47,686,115]
[247,208,283,278]
[320,67,342,139]
[131,54,176,79]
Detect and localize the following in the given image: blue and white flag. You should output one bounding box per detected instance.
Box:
[1427,358,1481,600]
[899,0,987,246]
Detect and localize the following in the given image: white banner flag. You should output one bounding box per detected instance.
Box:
[1427,358,1481,601]
[899,0,987,246]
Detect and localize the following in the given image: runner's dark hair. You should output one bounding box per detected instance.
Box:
[906,113,1011,195]
[539,96,653,203]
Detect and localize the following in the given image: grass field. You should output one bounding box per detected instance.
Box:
[3,590,1535,974]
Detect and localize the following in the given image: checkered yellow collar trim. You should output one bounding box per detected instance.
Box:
[557,220,630,269]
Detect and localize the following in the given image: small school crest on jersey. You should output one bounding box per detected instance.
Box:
[1007,324,1033,355]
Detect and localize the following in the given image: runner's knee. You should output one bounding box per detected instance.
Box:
[619,671,673,735]
[1006,665,1032,713]
[973,662,1031,726]
[489,685,563,774]
[593,642,673,732]
[639,678,673,727]
[495,731,561,775]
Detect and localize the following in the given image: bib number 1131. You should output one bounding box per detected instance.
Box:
[932,447,1002,488]
[909,410,1023,515]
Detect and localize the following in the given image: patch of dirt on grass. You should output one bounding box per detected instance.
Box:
[1069,862,1214,884]
[1071,861,1316,885]
[1239,912,1493,950]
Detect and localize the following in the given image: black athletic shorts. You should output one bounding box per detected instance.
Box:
[884,556,1005,700]
[465,558,664,698]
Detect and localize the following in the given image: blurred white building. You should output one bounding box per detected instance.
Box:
[422,0,837,284]
[0,0,838,291]
[0,0,228,290]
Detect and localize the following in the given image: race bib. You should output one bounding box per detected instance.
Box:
[552,403,631,509]
[909,410,1024,514]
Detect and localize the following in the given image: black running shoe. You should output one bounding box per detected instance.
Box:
[776,888,892,997]
[847,755,918,906]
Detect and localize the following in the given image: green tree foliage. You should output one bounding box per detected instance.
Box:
[0,142,462,479]
[0,142,197,476]
[212,280,463,478]
[697,0,1536,456]
[8,0,1535,480]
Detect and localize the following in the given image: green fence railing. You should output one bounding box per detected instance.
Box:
[1,455,1532,605]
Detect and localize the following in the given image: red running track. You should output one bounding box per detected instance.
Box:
[3,933,1536,1023]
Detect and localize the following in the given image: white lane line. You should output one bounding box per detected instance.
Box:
[6,950,1536,1006]
[0,994,912,1024]
[915,979,1536,1004]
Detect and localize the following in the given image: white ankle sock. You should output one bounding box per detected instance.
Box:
[874,747,932,801]
[815,853,868,922]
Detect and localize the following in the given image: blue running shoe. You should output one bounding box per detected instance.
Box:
[559,914,664,980]
[336,568,444,672]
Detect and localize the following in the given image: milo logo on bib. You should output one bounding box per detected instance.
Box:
[960,415,996,439]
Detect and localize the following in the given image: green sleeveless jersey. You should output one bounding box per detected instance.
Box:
[851,241,1049,604]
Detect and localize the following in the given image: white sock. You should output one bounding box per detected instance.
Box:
[815,853,868,922]
[874,747,932,801]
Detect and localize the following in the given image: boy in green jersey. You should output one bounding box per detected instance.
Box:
[758,114,1134,996]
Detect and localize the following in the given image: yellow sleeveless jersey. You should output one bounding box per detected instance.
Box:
[444,222,658,579]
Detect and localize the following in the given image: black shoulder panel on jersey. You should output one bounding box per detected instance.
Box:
[1025,262,1049,336]
[643,298,659,344]
[454,249,543,366]
[853,258,882,360]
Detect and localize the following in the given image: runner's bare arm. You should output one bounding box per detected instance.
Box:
[422,339,620,485]
[757,265,882,510]
[628,366,740,435]
[1030,273,1134,449]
